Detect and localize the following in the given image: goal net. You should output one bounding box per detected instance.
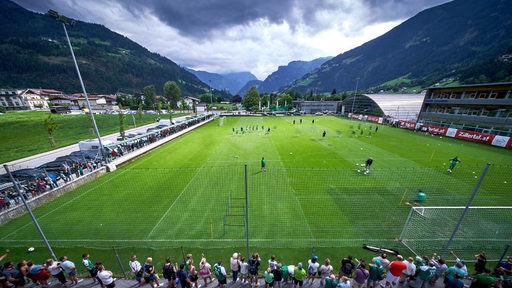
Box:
[399,206,512,259]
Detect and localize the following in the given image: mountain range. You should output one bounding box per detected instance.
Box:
[286,0,512,93]
[0,0,208,96]
[185,69,257,95]
[0,0,511,97]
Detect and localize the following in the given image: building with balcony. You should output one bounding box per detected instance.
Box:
[418,82,512,137]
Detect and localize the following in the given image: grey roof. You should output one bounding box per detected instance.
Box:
[366,93,425,121]
[343,93,425,121]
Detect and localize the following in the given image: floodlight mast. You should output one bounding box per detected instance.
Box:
[48,10,109,164]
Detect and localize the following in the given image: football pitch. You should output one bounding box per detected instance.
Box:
[1,116,511,270]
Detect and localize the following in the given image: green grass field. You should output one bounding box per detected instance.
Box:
[0,111,186,163]
[1,115,511,275]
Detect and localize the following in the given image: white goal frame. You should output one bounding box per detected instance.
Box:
[399,206,512,258]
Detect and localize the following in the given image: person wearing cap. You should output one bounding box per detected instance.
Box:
[307,256,320,285]
[385,255,407,288]
[319,259,334,287]
[230,253,240,283]
[449,251,468,277]
[293,263,306,288]
[367,259,384,288]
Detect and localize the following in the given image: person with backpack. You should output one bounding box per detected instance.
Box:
[339,255,355,280]
[248,253,261,286]
[213,261,227,288]
[367,259,384,288]
[163,257,177,288]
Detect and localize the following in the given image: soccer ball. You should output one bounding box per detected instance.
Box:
[357,170,361,173]
[27,247,35,252]
[364,171,368,175]
[356,163,359,166]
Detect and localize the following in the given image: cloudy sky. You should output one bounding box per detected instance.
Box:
[13,0,450,80]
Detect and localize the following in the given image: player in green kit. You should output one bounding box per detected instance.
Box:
[448,156,460,173]
[261,157,266,172]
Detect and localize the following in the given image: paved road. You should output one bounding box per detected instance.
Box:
[2,116,188,172]
[41,273,469,288]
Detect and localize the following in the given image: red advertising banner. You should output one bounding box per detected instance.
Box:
[398,120,416,129]
[367,115,380,123]
[454,129,495,145]
[424,124,448,136]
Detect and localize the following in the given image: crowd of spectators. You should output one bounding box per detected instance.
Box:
[123,251,512,288]
[0,114,214,213]
[1,248,512,288]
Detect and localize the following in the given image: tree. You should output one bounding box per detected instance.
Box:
[163,81,181,109]
[143,85,156,109]
[192,101,197,115]
[43,114,59,148]
[242,86,261,111]
[167,104,173,122]
[279,93,293,110]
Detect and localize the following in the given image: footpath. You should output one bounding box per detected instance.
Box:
[42,274,472,288]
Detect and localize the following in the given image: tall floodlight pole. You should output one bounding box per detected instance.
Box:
[48,10,108,163]
[351,78,360,114]
[4,165,57,261]
[209,80,213,105]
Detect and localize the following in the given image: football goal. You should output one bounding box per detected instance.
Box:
[399,206,512,260]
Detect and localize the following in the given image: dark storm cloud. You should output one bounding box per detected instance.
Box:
[360,0,449,22]
[12,0,449,37]
[10,0,451,78]
[124,0,345,37]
